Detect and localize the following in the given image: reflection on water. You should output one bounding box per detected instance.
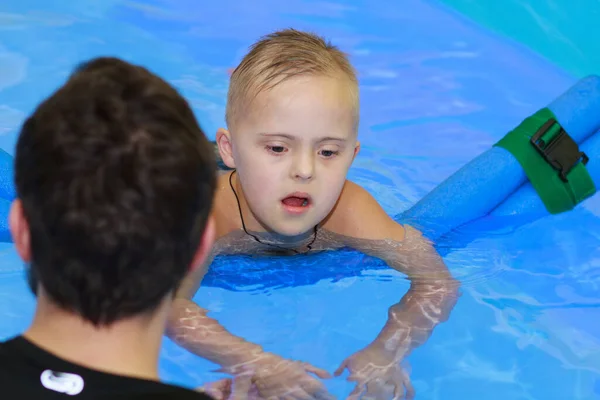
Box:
[469,209,600,374]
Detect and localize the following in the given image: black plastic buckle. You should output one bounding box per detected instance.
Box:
[530,118,589,182]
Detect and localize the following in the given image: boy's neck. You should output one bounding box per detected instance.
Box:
[23,291,167,381]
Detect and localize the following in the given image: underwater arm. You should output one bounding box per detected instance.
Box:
[332,183,460,364]
[357,225,460,361]
[165,253,334,399]
[166,298,269,369]
[330,184,460,398]
[165,257,268,370]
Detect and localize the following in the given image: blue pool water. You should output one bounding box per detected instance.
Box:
[1,0,599,399]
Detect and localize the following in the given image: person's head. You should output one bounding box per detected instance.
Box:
[217,28,360,237]
[10,57,217,327]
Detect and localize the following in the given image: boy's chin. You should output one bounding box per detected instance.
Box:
[269,221,317,239]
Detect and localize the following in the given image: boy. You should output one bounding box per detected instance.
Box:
[0,57,248,399]
[167,29,461,400]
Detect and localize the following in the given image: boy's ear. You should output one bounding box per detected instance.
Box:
[216,128,236,169]
[352,141,361,161]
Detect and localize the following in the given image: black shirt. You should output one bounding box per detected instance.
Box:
[0,336,214,399]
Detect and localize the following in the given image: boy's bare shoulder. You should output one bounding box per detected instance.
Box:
[212,171,241,239]
[322,179,405,242]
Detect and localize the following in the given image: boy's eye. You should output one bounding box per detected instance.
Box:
[320,149,338,157]
[267,145,286,153]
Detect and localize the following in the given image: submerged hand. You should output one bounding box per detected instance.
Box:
[219,352,334,400]
[199,374,257,400]
[335,346,414,400]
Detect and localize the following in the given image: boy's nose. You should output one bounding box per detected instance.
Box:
[294,169,313,180]
[292,153,314,181]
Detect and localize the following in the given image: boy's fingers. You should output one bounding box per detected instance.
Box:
[399,367,415,400]
[346,383,365,400]
[201,378,232,400]
[333,360,348,377]
[392,382,404,400]
[404,379,416,400]
[228,374,254,400]
[303,363,332,379]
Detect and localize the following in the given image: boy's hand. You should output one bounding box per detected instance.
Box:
[335,345,415,400]
[198,374,257,400]
[219,352,334,400]
[168,300,333,398]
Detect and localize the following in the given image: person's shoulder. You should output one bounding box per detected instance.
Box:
[323,179,405,241]
[0,338,16,371]
[85,376,215,400]
[0,336,213,400]
[0,336,23,363]
[102,383,214,400]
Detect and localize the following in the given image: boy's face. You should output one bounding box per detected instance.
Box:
[221,75,359,237]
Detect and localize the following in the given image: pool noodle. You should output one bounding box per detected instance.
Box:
[434,132,600,255]
[400,75,600,241]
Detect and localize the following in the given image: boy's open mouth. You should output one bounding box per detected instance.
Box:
[281,193,311,207]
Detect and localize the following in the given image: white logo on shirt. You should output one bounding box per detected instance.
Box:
[40,369,84,395]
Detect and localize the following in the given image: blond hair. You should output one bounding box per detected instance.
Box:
[226,28,359,128]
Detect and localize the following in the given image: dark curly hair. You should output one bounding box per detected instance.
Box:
[15,57,216,326]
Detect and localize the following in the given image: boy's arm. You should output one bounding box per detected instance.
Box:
[167,298,268,368]
[165,252,333,399]
[165,257,266,369]
[329,182,461,362]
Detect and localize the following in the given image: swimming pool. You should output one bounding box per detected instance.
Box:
[1,0,599,399]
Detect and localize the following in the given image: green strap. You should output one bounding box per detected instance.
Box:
[494,108,596,214]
